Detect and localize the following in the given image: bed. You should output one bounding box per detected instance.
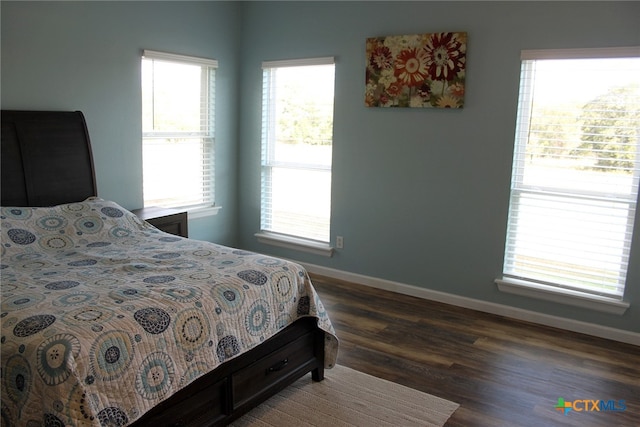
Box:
[0,110,339,426]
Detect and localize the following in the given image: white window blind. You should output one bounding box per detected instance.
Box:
[502,47,640,299]
[141,50,217,210]
[260,58,335,243]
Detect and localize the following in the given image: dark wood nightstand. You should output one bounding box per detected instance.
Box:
[132,207,189,238]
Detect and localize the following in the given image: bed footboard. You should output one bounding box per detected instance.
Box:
[132,317,325,426]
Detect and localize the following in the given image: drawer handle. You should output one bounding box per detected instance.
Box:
[267,358,289,374]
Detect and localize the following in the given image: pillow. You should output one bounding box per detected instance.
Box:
[1,198,150,255]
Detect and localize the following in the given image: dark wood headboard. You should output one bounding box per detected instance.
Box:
[1,110,97,206]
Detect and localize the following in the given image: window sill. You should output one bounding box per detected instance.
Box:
[255,232,334,257]
[495,277,629,315]
[187,206,221,219]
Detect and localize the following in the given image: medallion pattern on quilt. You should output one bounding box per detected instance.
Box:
[1,198,338,426]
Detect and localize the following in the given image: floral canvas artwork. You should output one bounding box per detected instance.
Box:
[365,32,467,108]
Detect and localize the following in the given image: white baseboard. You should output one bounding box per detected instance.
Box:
[302,262,640,347]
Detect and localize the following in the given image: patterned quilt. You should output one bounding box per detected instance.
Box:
[0,198,338,426]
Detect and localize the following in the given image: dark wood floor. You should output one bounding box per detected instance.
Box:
[310,274,640,427]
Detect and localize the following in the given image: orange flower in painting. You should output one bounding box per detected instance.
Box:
[394,48,429,87]
[386,82,402,97]
[436,95,460,108]
[449,82,465,98]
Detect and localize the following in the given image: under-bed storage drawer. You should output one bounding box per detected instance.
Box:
[131,318,322,427]
[232,331,316,409]
[140,378,227,426]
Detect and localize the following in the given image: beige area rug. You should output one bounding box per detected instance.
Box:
[230,364,460,427]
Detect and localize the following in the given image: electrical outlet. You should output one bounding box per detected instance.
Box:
[336,236,344,249]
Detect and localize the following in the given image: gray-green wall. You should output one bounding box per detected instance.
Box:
[2,1,639,335]
[1,1,241,245]
[236,1,640,335]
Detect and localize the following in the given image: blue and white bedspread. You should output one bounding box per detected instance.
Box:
[0,198,338,426]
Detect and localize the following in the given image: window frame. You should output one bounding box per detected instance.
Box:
[257,57,336,256]
[496,46,640,314]
[141,49,219,216]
